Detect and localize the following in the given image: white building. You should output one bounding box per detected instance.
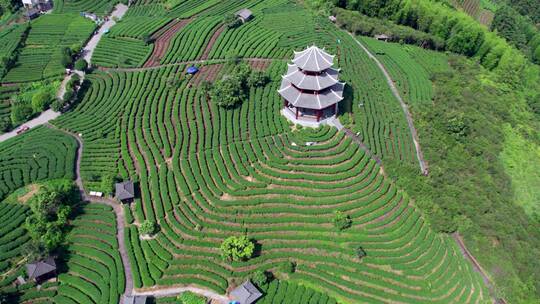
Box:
[21,0,51,10]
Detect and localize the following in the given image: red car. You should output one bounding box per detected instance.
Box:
[16,126,30,135]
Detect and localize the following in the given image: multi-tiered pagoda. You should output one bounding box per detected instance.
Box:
[278,45,345,125]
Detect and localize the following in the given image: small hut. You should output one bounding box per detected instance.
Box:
[328,15,337,22]
[236,8,253,23]
[24,8,40,20]
[26,257,56,283]
[229,280,262,304]
[374,34,390,42]
[123,295,147,304]
[115,181,135,203]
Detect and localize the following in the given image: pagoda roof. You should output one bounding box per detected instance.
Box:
[283,63,340,91]
[279,80,345,110]
[292,45,335,72]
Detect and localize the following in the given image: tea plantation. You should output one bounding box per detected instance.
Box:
[2,0,527,303]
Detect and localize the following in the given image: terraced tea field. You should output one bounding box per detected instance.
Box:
[53,60,488,304]
[0,126,77,200]
[2,14,95,83]
[55,204,125,304]
[0,0,497,303]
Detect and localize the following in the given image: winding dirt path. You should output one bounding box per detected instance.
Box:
[346,32,429,175]
[452,233,507,304]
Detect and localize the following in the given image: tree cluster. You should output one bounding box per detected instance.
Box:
[220,235,255,262]
[334,8,445,50]
[332,211,352,231]
[208,62,268,108]
[24,180,79,256]
[315,0,531,86]
[10,82,56,125]
[224,13,242,29]
[491,4,540,64]
[139,220,159,236]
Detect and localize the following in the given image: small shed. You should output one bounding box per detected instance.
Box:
[38,1,52,12]
[229,280,262,304]
[186,66,199,75]
[115,181,135,203]
[328,15,337,23]
[123,295,147,304]
[374,34,390,42]
[236,8,253,23]
[26,257,56,283]
[24,8,40,20]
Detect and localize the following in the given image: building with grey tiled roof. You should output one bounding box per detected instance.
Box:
[229,280,262,304]
[278,46,345,125]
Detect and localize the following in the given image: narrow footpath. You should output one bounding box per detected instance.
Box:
[347,32,429,175]
[453,233,507,304]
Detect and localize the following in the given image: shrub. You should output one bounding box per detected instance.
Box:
[251,270,271,287]
[247,71,270,87]
[279,261,296,274]
[62,90,74,103]
[139,220,158,236]
[0,117,12,132]
[356,246,367,259]
[10,104,32,125]
[177,291,206,304]
[74,59,88,72]
[100,173,115,195]
[224,13,242,29]
[51,99,64,112]
[210,75,245,108]
[220,236,254,262]
[31,91,52,112]
[333,211,352,231]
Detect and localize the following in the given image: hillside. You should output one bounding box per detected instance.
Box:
[0,0,538,303]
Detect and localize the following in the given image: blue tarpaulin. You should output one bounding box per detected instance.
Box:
[187,66,199,74]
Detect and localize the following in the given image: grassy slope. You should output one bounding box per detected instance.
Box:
[500,124,540,219]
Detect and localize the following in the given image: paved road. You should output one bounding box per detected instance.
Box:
[82,4,129,64]
[347,32,429,175]
[0,110,60,142]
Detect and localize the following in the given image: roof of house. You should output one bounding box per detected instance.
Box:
[236,8,253,20]
[292,45,334,72]
[24,8,39,17]
[115,181,135,201]
[374,34,390,39]
[283,63,340,91]
[26,257,56,280]
[123,296,147,304]
[279,81,345,110]
[230,280,263,304]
